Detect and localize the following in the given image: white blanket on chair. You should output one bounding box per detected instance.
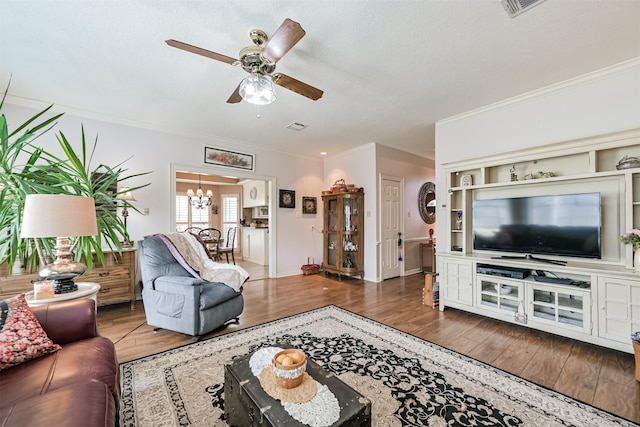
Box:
[162,232,249,292]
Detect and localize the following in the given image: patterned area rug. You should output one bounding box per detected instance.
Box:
[120,306,634,426]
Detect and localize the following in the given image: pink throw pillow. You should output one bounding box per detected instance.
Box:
[0,294,61,371]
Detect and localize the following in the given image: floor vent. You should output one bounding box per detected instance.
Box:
[500,0,547,18]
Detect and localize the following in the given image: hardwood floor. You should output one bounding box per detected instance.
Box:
[235,259,269,280]
[97,273,640,423]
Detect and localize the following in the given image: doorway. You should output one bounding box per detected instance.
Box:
[381,175,403,280]
[170,164,276,280]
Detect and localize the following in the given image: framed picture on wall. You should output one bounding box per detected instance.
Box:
[203,146,255,172]
[279,189,295,208]
[302,196,317,214]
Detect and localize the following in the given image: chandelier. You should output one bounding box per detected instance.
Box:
[187,175,213,209]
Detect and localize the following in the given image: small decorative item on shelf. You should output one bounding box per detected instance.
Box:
[524,173,536,180]
[538,171,555,178]
[344,253,354,268]
[510,165,518,181]
[515,301,527,324]
[620,229,640,271]
[33,280,55,300]
[455,211,463,230]
[616,155,640,170]
[344,240,357,251]
[494,284,513,295]
[273,349,307,389]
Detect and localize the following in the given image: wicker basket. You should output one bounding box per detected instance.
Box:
[301,257,320,275]
[273,349,307,389]
[331,178,348,193]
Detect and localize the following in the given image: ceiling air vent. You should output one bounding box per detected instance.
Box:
[286,122,308,131]
[500,0,547,18]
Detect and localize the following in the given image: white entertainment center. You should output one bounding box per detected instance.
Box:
[439,128,640,353]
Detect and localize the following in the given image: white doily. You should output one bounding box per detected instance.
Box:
[249,347,282,376]
[281,382,341,427]
[248,347,341,427]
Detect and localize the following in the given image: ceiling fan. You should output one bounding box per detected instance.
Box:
[166,18,323,105]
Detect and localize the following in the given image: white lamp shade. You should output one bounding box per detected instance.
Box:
[116,187,137,201]
[20,194,98,238]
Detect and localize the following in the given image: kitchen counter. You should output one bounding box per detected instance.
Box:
[242,227,269,265]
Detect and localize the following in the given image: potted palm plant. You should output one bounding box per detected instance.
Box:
[0,82,149,275]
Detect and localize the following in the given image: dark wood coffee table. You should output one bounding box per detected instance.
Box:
[224,350,371,426]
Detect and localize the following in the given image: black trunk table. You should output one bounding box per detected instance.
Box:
[224,350,371,426]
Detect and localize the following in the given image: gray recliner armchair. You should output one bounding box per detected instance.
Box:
[138,235,244,341]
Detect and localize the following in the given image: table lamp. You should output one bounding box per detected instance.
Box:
[20,194,98,294]
[116,187,136,246]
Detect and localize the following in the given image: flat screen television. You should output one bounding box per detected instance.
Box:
[472,192,601,260]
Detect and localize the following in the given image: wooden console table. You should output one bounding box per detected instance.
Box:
[0,248,136,309]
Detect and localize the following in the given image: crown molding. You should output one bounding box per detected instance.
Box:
[437,57,640,127]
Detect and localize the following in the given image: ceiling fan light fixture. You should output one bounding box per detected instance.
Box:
[239,73,277,105]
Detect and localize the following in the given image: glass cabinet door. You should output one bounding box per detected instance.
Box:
[557,291,585,327]
[341,196,360,271]
[325,198,339,269]
[528,284,590,333]
[477,277,522,314]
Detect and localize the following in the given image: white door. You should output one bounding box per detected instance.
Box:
[381,177,402,280]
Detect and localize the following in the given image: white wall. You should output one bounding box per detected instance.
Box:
[4,102,325,277]
[434,58,640,255]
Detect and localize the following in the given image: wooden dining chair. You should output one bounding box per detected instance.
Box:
[218,227,237,264]
[198,228,222,261]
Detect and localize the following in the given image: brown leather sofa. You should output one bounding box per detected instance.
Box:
[0,299,120,426]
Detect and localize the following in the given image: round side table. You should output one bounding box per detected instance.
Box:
[25,282,101,307]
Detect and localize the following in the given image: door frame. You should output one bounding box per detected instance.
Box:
[378,174,404,280]
[170,163,277,279]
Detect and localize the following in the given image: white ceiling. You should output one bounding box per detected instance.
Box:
[1,1,639,160]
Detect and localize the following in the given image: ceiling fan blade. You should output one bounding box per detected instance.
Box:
[227,83,242,104]
[166,39,238,65]
[261,18,306,64]
[271,73,323,101]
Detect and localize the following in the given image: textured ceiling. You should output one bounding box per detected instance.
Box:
[1,0,639,160]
